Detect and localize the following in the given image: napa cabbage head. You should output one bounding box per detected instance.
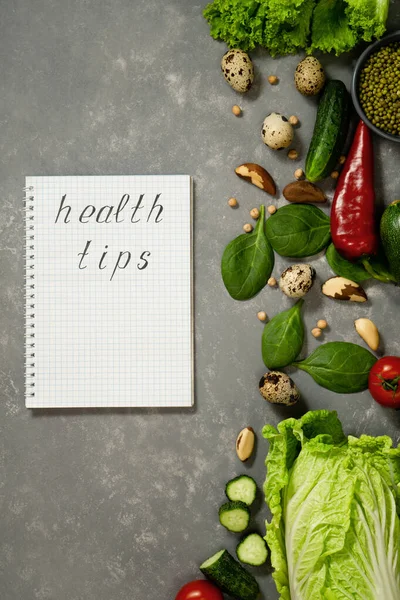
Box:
[263,410,400,600]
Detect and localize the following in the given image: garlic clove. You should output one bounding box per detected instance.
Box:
[354,318,380,351]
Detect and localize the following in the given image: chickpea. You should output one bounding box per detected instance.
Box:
[243,223,253,233]
[250,207,260,220]
[232,105,242,117]
[268,205,277,215]
[228,197,238,208]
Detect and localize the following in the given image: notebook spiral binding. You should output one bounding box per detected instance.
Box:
[24,185,35,399]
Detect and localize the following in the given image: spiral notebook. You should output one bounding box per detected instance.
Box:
[25,175,193,408]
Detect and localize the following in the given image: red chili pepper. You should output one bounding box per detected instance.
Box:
[331,120,379,262]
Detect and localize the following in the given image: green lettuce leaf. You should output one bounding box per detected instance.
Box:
[203,0,389,56]
[263,410,400,600]
[310,0,359,55]
[203,0,266,51]
[263,0,315,57]
[345,0,389,42]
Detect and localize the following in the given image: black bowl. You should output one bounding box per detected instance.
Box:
[352,30,400,143]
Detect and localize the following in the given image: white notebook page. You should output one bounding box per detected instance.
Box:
[25,175,193,408]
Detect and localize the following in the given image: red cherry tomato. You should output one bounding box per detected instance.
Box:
[368,356,400,408]
[175,579,223,600]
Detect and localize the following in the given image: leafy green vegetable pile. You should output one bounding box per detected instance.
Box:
[203,0,389,56]
[263,410,400,600]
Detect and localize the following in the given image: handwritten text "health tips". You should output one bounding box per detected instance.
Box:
[54,193,164,280]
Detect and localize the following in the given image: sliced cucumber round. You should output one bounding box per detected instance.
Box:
[237,533,268,566]
[219,500,250,533]
[225,475,257,506]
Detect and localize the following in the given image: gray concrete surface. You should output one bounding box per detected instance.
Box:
[1,1,400,599]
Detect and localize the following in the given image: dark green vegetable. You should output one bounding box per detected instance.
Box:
[265,204,330,258]
[380,200,400,283]
[226,475,257,506]
[326,243,396,284]
[305,80,350,182]
[203,0,390,58]
[221,205,274,300]
[200,549,260,600]
[293,342,377,393]
[262,299,304,369]
[326,243,371,283]
[363,251,398,284]
[359,43,400,136]
[236,533,268,566]
[219,501,250,533]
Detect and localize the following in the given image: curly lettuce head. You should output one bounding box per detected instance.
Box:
[203,0,390,56]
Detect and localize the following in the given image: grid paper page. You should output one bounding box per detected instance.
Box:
[25,175,193,408]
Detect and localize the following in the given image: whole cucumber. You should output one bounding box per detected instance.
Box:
[200,549,259,600]
[305,80,350,182]
[380,200,400,283]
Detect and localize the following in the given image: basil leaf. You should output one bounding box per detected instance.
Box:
[221,205,274,300]
[326,243,371,283]
[293,342,377,394]
[262,299,304,369]
[265,204,331,258]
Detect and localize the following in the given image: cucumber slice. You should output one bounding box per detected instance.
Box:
[200,549,260,600]
[237,533,268,566]
[219,500,250,533]
[225,475,257,506]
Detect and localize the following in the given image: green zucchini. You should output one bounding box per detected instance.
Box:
[219,500,250,532]
[200,549,260,600]
[305,80,349,182]
[236,533,268,566]
[380,200,400,283]
[225,475,257,506]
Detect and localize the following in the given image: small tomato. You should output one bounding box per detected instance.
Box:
[368,356,400,408]
[175,579,223,600]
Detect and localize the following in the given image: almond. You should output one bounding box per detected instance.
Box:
[236,427,255,462]
[235,163,276,196]
[322,277,367,302]
[283,181,326,203]
[354,318,380,351]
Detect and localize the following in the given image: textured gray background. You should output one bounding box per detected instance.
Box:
[1,1,400,599]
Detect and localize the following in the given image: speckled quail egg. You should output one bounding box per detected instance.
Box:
[221,49,254,93]
[295,56,325,96]
[261,113,294,150]
[279,264,315,298]
[259,371,300,406]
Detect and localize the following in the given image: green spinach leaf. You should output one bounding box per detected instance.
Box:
[221,205,274,300]
[363,250,397,284]
[326,244,396,284]
[326,243,371,283]
[262,299,304,369]
[265,204,331,258]
[292,342,377,394]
